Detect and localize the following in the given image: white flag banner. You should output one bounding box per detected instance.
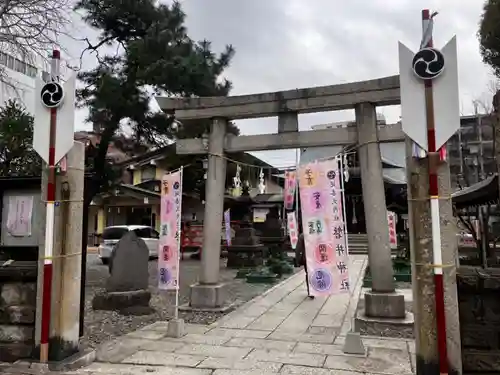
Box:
[6,195,34,237]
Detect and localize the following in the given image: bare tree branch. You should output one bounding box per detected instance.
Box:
[0,0,72,71]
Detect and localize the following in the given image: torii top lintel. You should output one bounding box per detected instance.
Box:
[155,75,401,121]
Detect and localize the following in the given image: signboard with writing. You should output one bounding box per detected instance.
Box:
[387,211,398,249]
[298,160,349,296]
[287,211,299,249]
[284,170,297,210]
[6,195,34,237]
[158,170,183,290]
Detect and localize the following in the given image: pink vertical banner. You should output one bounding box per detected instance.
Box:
[158,170,183,290]
[298,160,349,297]
[284,170,297,210]
[387,211,398,249]
[287,211,298,249]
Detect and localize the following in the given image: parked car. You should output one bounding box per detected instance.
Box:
[98,225,160,264]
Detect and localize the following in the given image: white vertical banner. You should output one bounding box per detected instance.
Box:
[6,195,34,237]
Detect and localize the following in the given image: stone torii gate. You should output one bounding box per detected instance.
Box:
[156,75,407,320]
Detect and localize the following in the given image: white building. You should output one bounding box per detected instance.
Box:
[0,51,39,113]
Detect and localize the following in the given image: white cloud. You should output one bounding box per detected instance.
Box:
[66,0,494,166]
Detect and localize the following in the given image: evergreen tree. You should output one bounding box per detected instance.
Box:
[75,0,237,203]
[479,0,500,76]
[0,100,41,176]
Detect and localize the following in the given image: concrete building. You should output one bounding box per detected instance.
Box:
[447,114,496,188]
[85,144,283,245]
[0,51,39,112]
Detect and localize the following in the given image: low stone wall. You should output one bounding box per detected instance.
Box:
[458,266,500,373]
[0,261,37,362]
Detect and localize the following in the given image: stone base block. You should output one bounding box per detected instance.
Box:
[167,318,185,338]
[364,291,406,319]
[14,348,95,372]
[92,289,152,315]
[355,311,414,339]
[342,331,367,356]
[188,283,228,310]
[0,342,33,362]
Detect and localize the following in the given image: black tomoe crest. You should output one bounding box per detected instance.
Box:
[40,82,64,108]
[412,47,445,80]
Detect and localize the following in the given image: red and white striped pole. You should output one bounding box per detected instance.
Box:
[40,49,60,363]
[421,9,449,375]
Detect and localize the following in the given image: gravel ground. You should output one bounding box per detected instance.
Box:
[80,253,296,349]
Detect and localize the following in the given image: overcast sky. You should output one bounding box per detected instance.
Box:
[69,0,494,168]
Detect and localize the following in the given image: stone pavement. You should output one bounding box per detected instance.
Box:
[68,255,415,375]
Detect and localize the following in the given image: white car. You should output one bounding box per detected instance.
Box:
[98,225,160,264]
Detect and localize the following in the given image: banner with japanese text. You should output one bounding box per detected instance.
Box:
[387,211,398,249]
[287,211,299,249]
[298,160,349,296]
[284,170,297,210]
[158,170,183,290]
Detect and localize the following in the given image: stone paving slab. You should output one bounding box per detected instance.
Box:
[61,255,415,375]
[121,351,206,367]
[75,363,212,374]
[196,357,283,372]
[175,343,252,358]
[324,347,413,374]
[224,337,297,351]
[246,349,327,367]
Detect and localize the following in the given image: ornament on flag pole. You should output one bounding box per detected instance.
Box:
[399,14,459,155]
[34,73,77,164]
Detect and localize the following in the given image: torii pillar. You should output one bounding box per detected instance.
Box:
[355,103,406,323]
[190,118,228,309]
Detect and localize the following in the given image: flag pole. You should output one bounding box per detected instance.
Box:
[421,9,449,375]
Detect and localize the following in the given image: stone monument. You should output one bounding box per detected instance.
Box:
[92,231,152,315]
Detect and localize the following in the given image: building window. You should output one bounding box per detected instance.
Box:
[27,65,37,77]
[7,56,14,69]
[0,51,38,78]
[141,166,156,181]
[14,58,26,74]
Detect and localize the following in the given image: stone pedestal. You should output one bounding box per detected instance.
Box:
[364,291,406,319]
[166,319,185,338]
[188,283,228,311]
[92,232,152,316]
[227,225,265,268]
